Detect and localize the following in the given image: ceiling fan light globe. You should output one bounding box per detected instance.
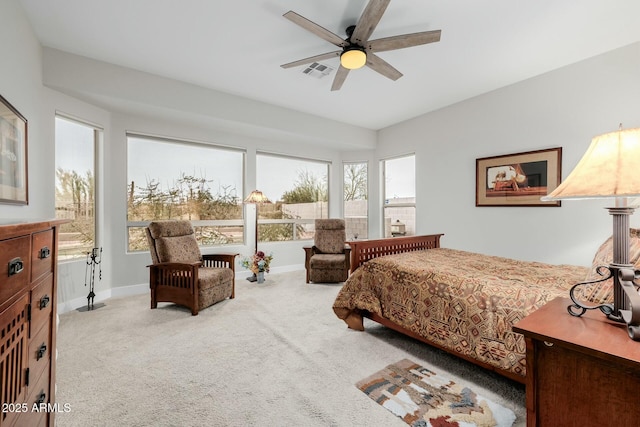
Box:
[340,49,366,70]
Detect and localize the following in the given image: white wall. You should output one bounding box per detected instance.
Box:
[0,0,48,218]
[378,42,640,266]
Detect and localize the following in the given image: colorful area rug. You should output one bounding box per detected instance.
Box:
[356,359,516,427]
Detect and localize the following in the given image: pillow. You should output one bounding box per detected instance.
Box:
[155,235,202,264]
[577,228,640,304]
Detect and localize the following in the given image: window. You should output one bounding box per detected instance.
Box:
[344,162,368,239]
[256,153,329,241]
[382,154,415,237]
[126,134,244,251]
[55,116,100,260]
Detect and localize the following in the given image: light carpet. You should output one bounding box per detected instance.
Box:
[357,358,516,427]
[55,270,525,426]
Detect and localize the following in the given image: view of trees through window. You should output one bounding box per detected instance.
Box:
[256,153,329,242]
[344,162,368,239]
[383,155,416,237]
[126,135,244,251]
[126,139,335,250]
[55,116,99,260]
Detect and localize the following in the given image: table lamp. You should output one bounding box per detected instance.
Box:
[542,126,640,340]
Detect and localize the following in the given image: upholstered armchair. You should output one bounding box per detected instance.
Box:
[146,220,238,315]
[304,219,351,283]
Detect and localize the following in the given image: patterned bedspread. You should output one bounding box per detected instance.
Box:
[333,248,590,378]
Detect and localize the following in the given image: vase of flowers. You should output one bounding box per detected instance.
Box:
[241,251,273,283]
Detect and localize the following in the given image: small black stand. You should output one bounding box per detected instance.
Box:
[81,247,103,311]
[246,273,257,282]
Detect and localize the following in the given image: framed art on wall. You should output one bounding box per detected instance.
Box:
[0,94,28,205]
[476,147,562,207]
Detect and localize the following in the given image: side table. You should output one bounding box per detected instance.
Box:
[513,297,640,427]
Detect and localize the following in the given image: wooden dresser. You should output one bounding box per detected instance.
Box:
[513,297,640,427]
[0,219,66,427]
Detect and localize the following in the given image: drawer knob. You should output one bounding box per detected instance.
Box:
[39,295,50,309]
[39,246,51,259]
[35,391,46,405]
[8,257,24,276]
[37,343,47,360]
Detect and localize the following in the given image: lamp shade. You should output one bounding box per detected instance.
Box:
[244,190,270,204]
[542,128,640,201]
[340,48,366,70]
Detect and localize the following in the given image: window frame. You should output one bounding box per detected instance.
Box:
[54,114,102,261]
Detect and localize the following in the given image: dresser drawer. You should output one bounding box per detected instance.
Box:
[30,277,53,336]
[24,361,50,427]
[28,321,51,387]
[0,235,31,306]
[31,229,54,284]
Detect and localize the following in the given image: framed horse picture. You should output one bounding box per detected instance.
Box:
[476,147,562,207]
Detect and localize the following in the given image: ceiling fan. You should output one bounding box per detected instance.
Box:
[280,0,441,91]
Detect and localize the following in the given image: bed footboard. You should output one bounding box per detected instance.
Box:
[347,234,444,273]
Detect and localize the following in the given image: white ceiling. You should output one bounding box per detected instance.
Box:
[18,0,640,130]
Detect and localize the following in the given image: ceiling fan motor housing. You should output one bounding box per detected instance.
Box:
[345,25,357,40]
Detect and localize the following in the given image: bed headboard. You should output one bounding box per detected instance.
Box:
[347,234,444,273]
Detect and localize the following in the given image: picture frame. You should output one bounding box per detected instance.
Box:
[0,94,28,205]
[476,147,562,207]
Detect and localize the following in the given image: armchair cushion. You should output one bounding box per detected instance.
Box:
[310,253,348,269]
[314,219,348,254]
[155,235,201,264]
[199,268,234,308]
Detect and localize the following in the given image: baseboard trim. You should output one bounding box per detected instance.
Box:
[57,283,148,314]
[58,265,306,314]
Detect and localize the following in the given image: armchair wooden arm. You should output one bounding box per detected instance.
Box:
[202,253,238,269]
[148,262,201,314]
[303,246,315,283]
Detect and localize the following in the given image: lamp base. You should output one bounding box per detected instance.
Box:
[568,264,640,340]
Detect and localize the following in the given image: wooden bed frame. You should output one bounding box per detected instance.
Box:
[347,234,443,273]
[345,234,525,384]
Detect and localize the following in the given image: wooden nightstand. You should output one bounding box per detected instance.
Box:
[513,297,640,427]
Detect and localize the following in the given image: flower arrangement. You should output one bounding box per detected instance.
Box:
[241,251,274,275]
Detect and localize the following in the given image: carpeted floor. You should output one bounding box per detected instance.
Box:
[55,270,525,426]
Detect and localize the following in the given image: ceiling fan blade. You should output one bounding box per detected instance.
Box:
[350,0,391,45]
[283,11,347,47]
[331,66,350,91]
[367,30,441,52]
[366,53,402,81]
[281,51,341,69]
